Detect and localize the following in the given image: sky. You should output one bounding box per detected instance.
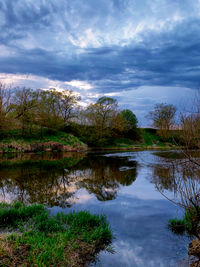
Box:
[0,0,199,126]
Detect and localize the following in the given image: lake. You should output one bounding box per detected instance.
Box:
[0,150,193,266]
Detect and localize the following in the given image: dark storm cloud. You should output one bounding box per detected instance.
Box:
[0,0,200,93]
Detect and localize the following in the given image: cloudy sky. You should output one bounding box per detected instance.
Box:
[0,0,199,125]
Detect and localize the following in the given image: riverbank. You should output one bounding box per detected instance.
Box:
[0,202,113,266]
[84,128,182,150]
[0,129,87,153]
[0,127,183,153]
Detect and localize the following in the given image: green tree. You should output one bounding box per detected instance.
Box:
[121,109,138,130]
[121,109,138,139]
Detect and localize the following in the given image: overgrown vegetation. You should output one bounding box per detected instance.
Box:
[0,202,113,266]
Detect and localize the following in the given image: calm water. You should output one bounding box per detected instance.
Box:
[0,150,193,266]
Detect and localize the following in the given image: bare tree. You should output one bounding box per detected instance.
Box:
[36,88,80,130]
[180,91,200,149]
[153,95,200,239]
[0,82,13,131]
[148,103,177,138]
[13,88,38,134]
[85,97,119,139]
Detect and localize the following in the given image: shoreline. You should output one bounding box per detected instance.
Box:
[0,141,182,154]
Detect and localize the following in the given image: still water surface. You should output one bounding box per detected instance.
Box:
[0,150,192,266]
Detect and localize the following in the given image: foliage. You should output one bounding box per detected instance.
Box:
[121,109,138,130]
[120,109,139,140]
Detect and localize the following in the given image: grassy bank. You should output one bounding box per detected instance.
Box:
[0,127,182,153]
[140,128,180,148]
[93,129,181,150]
[0,202,113,266]
[0,128,87,153]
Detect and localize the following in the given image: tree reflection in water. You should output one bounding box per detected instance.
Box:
[0,152,137,207]
[151,151,200,211]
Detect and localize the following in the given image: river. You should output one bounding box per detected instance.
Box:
[0,150,194,266]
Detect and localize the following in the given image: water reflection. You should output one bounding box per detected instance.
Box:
[151,151,200,211]
[71,155,137,201]
[0,150,195,266]
[151,165,177,192]
[0,152,137,207]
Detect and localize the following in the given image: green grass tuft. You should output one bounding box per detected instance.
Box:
[168,218,186,234]
[0,202,113,266]
[168,207,200,236]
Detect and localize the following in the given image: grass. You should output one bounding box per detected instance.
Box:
[168,207,200,236]
[141,128,164,146]
[139,128,182,149]
[101,138,138,149]
[168,218,187,234]
[0,128,86,153]
[0,128,81,145]
[0,202,113,266]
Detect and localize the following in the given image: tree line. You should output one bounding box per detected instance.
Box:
[0,81,199,147]
[0,82,139,145]
[0,83,80,135]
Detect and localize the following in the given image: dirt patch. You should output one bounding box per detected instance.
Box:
[189,238,200,267]
[0,236,30,267]
[65,239,105,267]
[189,238,200,258]
[0,236,106,267]
[190,261,200,267]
